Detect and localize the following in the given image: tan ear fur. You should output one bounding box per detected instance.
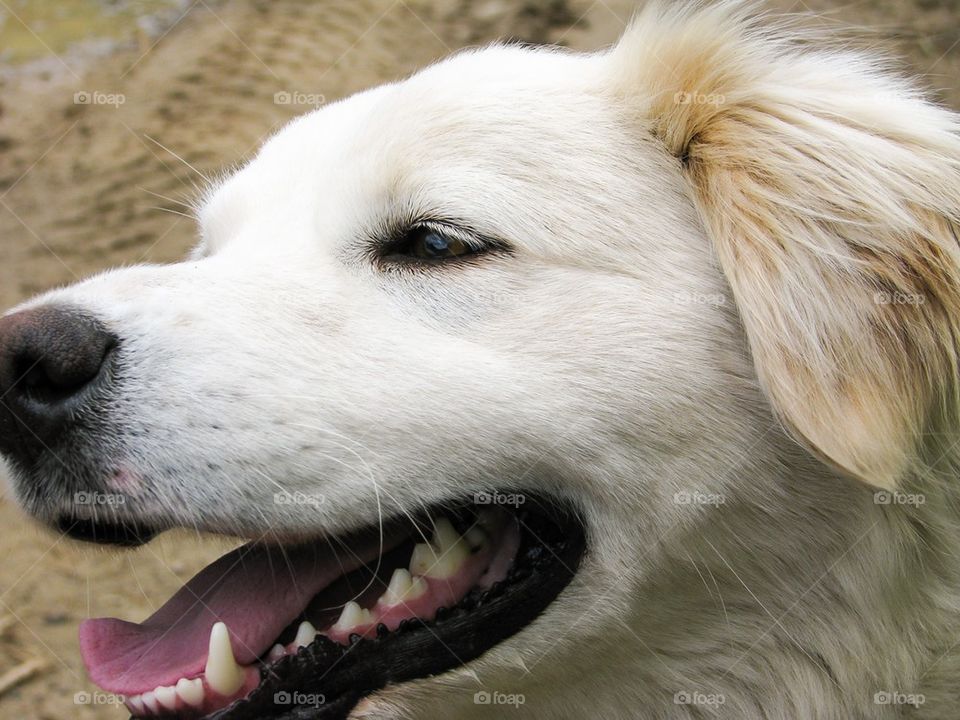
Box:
[610,2,960,489]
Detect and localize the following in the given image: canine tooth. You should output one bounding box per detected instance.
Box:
[410,519,470,579]
[383,568,427,604]
[385,567,411,600]
[293,620,317,648]
[409,542,439,575]
[426,551,469,578]
[141,690,160,713]
[268,643,286,661]
[333,601,372,630]
[433,518,470,559]
[176,677,205,708]
[155,684,178,710]
[204,621,245,696]
[431,518,462,551]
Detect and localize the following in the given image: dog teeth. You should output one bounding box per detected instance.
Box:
[333,601,373,631]
[155,684,178,710]
[409,542,438,575]
[141,690,160,713]
[127,696,145,715]
[410,518,470,579]
[115,519,480,714]
[125,676,205,715]
[204,621,245,696]
[293,620,317,648]
[382,568,427,605]
[432,518,461,549]
[176,677,205,708]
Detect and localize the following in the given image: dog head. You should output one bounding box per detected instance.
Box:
[1,3,958,718]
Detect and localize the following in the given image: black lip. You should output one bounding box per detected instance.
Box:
[57,515,159,547]
[137,497,586,720]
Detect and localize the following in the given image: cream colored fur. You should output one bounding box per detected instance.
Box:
[612,1,960,493]
[5,2,960,718]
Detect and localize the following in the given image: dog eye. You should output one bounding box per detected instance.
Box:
[386,225,482,262]
[415,230,469,259]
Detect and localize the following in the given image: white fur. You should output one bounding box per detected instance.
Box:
[7,2,960,718]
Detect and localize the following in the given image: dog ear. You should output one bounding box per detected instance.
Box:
[610,2,960,489]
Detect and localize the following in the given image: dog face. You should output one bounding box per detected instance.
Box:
[3,35,754,720]
[2,3,959,719]
[7,47,745,542]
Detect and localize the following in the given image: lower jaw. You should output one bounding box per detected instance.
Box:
[87,496,586,720]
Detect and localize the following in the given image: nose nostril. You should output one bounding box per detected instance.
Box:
[0,306,117,461]
[14,348,111,404]
[16,356,50,394]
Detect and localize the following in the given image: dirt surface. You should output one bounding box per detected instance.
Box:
[0,1,956,718]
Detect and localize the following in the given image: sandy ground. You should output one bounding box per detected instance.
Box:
[0,1,956,718]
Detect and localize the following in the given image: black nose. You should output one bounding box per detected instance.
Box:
[0,306,115,462]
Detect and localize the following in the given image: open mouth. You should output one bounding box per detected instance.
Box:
[76,495,586,719]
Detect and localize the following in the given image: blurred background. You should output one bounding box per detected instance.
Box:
[0,1,956,717]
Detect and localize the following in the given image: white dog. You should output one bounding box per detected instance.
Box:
[1,2,959,718]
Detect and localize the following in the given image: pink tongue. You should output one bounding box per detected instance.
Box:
[80,531,402,694]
